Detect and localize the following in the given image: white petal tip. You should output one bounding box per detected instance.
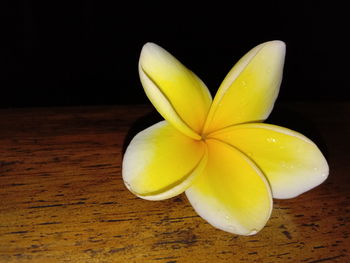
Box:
[140,42,164,58]
[266,40,286,49]
[262,40,286,58]
[142,42,158,50]
[218,224,261,236]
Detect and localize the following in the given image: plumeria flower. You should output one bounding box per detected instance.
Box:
[122,41,329,235]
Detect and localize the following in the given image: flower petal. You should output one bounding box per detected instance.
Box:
[186,139,272,235]
[139,43,212,139]
[122,121,207,200]
[203,41,286,134]
[209,123,329,199]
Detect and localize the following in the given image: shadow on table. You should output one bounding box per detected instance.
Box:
[122,109,163,154]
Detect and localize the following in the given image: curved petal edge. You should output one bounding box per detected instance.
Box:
[122,121,207,201]
[209,123,329,199]
[139,43,212,139]
[186,139,272,235]
[203,40,286,134]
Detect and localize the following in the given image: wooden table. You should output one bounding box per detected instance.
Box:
[0,102,349,263]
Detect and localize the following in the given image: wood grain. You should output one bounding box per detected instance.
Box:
[0,102,349,263]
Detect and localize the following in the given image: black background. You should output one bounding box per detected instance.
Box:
[2,1,348,108]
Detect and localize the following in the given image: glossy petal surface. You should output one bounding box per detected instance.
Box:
[186,139,272,235]
[203,41,286,134]
[210,123,329,199]
[139,43,212,139]
[122,121,207,200]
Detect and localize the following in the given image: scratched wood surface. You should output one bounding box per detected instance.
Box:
[0,102,349,263]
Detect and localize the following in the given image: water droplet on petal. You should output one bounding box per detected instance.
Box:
[267,137,277,143]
